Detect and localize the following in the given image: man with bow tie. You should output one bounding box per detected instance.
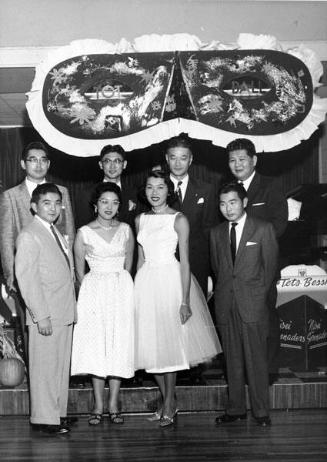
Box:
[166,135,218,298]
[210,182,278,426]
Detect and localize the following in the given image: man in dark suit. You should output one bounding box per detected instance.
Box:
[166,136,218,297]
[211,182,278,426]
[227,138,288,382]
[75,144,138,229]
[227,138,288,238]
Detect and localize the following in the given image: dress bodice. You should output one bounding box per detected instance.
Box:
[137,213,179,266]
[80,223,129,274]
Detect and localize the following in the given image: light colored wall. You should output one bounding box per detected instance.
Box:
[1,0,327,47]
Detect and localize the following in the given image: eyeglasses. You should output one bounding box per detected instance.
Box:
[101,158,124,166]
[25,157,49,165]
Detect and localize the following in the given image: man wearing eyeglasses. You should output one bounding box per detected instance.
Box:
[76,144,138,228]
[0,141,75,362]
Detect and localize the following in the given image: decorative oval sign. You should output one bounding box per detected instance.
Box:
[43,52,175,139]
[179,50,313,135]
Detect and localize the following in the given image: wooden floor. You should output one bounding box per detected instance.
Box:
[0,410,326,461]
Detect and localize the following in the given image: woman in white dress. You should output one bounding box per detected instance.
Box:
[134,171,221,427]
[71,182,135,425]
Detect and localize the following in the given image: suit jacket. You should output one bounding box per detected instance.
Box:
[246,172,288,238]
[75,178,139,229]
[0,180,75,288]
[15,217,76,326]
[171,177,218,292]
[210,215,278,325]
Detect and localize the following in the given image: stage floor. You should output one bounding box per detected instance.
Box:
[0,410,326,462]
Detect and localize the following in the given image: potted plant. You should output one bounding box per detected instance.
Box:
[0,323,25,387]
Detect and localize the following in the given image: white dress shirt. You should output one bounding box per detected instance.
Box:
[170,174,189,201]
[229,212,247,252]
[240,171,256,191]
[25,178,46,196]
[35,216,68,254]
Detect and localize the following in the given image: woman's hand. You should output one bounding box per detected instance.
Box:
[180,303,192,324]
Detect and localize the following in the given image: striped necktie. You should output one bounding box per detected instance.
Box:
[177,180,183,203]
[50,224,70,268]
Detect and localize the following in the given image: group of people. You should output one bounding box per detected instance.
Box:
[0,134,288,435]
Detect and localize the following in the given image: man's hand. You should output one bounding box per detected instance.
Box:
[37,317,53,336]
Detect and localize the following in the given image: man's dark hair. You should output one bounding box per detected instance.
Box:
[226,138,256,158]
[219,181,247,201]
[99,144,126,161]
[31,183,62,204]
[22,141,49,161]
[166,134,193,153]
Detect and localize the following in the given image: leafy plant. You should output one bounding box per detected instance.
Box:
[0,324,25,363]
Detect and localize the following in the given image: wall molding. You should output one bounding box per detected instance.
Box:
[1,41,327,68]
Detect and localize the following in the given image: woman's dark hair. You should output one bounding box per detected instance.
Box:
[140,170,176,206]
[91,182,122,214]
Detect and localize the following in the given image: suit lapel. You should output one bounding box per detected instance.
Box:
[32,218,73,273]
[182,178,198,214]
[221,222,233,268]
[246,172,261,202]
[235,216,254,265]
[18,182,32,215]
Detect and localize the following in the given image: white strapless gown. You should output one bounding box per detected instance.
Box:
[71,223,134,378]
[134,213,222,373]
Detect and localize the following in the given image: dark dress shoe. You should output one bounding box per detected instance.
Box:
[31,423,70,434]
[256,416,271,427]
[60,416,78,426]
[215,413,247,424]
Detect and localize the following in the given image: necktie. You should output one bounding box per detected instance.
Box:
[239,181,244,188]
[230,222,238,264]
[50,224,70,268]
[177,180,183,203]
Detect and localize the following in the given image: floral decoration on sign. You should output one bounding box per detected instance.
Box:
[26,35,327,155]
[43,53,175,139]
[179,50,313,135]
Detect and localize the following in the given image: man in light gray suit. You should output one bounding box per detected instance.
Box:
[0,141,75,359]
[15,183,76,435]
[210,182,278,427]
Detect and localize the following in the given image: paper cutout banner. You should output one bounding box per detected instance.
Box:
[26,35,327,157]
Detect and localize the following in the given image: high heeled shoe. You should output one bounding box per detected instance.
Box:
[159,408,178,428]
[147,409,162,422]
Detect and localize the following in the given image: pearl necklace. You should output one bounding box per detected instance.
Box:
[96,218,116,230]
[152,204,169,214]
